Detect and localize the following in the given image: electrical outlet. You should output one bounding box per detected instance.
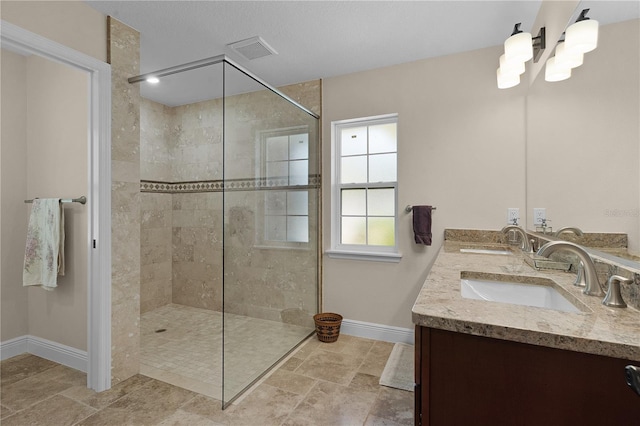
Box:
[507,208,519,225]
[533,208,546,225]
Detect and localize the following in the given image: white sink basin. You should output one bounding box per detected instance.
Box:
[461,278,582,313]
[460,248,511,255]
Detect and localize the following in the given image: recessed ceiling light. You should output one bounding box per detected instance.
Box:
[146,76,160,84]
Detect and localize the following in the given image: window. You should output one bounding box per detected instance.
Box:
[329,114,400,262]
[261,130,310,245]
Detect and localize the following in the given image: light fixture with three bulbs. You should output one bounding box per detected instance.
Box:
[497,23,546,89]
[545,9,599,82]
[497,8,599,89]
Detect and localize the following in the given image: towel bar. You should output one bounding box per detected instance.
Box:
[24,196,86,205]
[406,205,436,213]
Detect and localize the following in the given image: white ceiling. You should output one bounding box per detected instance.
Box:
[85,1,639,107]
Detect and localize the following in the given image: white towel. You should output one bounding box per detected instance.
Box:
[23,198,65,290]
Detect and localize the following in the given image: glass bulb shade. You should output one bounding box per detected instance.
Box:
[499,54,525,75]
[504,32,533,63]
[497,67,520,89]
[565,19,599,53]
[555,43,583,69]
[545,56,571,82]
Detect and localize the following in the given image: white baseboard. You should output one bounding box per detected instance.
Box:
[0,336,28,360]
[0,335,87,372]
[340,319,414,344]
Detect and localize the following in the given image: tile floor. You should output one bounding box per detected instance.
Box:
[1,335,414,425]
[140,304,312,400]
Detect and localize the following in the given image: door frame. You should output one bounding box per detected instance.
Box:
[1,20,112,392]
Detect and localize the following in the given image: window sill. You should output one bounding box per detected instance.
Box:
[325,249,402,263]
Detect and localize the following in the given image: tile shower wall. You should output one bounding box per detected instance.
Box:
[140,99,173,314]
[140,81,320,323]
[172,99,223,182]
[108,17,141,383]
[172,192,223,311]
[140,193,172,313]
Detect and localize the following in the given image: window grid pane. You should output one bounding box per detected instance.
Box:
[369,123,397,154]
[341,217,366,245]
[367,188,395,216]
[368,153,397,183]
[368,217,395,246]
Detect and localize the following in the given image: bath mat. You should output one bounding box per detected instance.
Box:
[379,342,414,392]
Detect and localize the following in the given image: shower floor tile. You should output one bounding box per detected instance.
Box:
[140,304,312,400]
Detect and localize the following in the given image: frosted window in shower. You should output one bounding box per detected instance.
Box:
[289,133,308,159]
[267,161,288,180]
[287,191,308,216]
[289,160,308,185]
[266,136,289,161]
[264,132,309,185]
[261,128,310,245]
[287,216,309,243]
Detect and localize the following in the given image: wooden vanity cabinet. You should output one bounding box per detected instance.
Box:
[415,326,640,426]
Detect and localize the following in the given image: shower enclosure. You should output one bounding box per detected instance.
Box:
[133,57,319,407]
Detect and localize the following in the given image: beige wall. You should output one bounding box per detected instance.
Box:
[322,46,528,329]
[25,55,89,350]
[0,0,105,353]
[1,49,29,342]
[0,51,89,350]
[527,19,640,252]
[0,0,107,62]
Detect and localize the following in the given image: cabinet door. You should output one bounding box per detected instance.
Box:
[418,327,640,425]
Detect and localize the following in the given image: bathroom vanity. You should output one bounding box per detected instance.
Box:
[412,236,640,425]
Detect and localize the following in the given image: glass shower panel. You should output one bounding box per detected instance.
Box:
[222,61,319,406]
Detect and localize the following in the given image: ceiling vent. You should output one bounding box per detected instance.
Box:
[227,36,278,61]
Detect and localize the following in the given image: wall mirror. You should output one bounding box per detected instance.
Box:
[525,1,640,268]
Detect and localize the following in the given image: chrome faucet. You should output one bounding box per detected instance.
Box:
[537,241,604,297]
[554,227,584,237]
[501,225,530,252]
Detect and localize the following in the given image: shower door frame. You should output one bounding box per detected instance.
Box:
[0,21,112,392]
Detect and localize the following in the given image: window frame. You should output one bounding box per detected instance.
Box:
[328,114,401,262]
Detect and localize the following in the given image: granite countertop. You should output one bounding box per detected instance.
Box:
[412,241,640,362]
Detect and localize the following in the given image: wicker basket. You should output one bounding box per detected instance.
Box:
[314,313,343,343]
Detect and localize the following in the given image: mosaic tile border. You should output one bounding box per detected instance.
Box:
[141,175,320,194]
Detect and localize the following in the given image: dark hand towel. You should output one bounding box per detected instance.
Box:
[413,205,432,246]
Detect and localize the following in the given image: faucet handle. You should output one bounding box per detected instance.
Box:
[602,275,631,308]
[573,261,586,288]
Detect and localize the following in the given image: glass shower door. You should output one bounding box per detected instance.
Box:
[221,60,319,406]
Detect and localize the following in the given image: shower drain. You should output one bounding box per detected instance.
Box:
[155,328,167,333]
